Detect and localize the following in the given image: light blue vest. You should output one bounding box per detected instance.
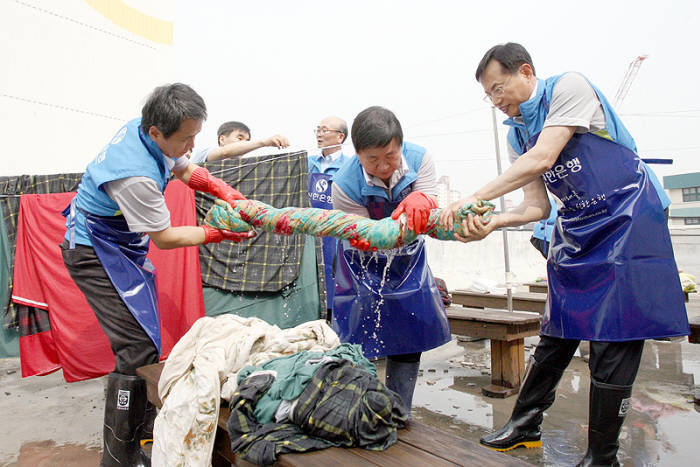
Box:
[332,142,426,208]
[506,75,670,209]
[308,152,349,175]
[532,196,558,242]
[65,118,171,246]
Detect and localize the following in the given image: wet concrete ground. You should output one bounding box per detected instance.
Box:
[2,296,699,466]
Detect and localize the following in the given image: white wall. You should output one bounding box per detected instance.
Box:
[425,231,547,290]
[1,0,173,176]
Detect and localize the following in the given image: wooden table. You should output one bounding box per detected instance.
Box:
[451,290,547,314]
[524,281,548,294]
[137,362,532,466]
[446,306,541,398]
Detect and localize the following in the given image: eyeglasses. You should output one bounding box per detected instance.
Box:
[482,75,514,102]
[315,126,343,135]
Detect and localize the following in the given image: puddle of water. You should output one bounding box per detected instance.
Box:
[4,441,101,467]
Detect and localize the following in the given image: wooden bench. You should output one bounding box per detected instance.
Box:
[689,317,700,344]
[446,306,541,398]
[451,289,546,314]
[523,280,694,302]
[137,362,532,466]
[524,281,548,294]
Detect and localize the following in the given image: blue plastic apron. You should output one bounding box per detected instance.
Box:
[331,191,451,359]
[525,132,689,341]
[308,172,338,308]
[65,199,162,353]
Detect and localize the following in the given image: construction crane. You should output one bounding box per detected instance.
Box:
[613,54,648,110]
[613,55,674,166]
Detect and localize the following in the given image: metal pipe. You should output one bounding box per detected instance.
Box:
[490,106,513,312]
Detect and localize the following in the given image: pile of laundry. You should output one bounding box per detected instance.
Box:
[151,314,406,466]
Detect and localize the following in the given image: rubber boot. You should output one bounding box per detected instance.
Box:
[480,357,564,451]
[102,372,148,467]
[137,402,156,466]
[385,359,420,414]
[576,379,632,467]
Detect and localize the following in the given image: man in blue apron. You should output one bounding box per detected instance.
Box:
[308,116,350,321]
[61,83,255,466]
[332,106,451,415]
[440,43,689,466]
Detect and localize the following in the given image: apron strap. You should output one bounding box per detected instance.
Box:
[68,197,77,249]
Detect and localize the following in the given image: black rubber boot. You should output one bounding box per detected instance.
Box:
[136,402,156,466]
[385,359,420,414]
[576,379,632,467]
[480,357,564,451]
[102,372,148,467]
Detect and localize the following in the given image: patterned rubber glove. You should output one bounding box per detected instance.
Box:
[391,191,438,234]
[187,167,246,205]
[201,225,256,244]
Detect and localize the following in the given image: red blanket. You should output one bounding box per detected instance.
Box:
[12,181,205,382]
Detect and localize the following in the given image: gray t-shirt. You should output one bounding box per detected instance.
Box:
[508,72,606,161]
[103,155,188,233]
[332,150,438,217]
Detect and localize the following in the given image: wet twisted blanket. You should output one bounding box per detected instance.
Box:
[205,199,495,250]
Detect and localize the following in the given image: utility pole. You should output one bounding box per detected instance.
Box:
[491,106,513,312]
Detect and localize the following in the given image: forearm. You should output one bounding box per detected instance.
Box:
[148,225,205,250]
[206,140,265,162]
[473,126,575,202]
[474,150,550,201]
[492,202,550,230]
[173,162,199,185]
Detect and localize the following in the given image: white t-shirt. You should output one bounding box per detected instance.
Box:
[332,150,438,217]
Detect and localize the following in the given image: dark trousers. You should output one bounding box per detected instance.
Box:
[533,335,644,386]
[61,240,159,375]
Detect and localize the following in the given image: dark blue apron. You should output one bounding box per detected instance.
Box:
[65,199,162,353]
[308,172,338,308]
[526,132,689,341]
[331,190,451,358]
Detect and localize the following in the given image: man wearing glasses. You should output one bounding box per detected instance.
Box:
[439,42,688,465]
[308,116,351,321]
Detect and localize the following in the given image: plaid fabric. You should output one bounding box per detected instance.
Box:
[0,173,83,328]
[291,359,407,450]
[227,359,407,465]
[17,305,51,337]
[227,371,334,465]
[197,151,324,295]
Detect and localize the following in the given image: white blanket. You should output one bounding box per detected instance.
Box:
[151,314,340,466]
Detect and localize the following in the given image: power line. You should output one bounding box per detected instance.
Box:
[1,93,128,122]
[10,0,157,49]
[404,106,490,128]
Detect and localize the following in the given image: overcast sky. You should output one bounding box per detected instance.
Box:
[173,0,700,200]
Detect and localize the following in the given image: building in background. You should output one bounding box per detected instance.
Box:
[436,175,461,208]
[1,0,173,176]
[664,171,700,228]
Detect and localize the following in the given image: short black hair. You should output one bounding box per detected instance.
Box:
[217,121,251,142]
[141,83,207,137]
[351,106,403,152]
[475,42,535,82]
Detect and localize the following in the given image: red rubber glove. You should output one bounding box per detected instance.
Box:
[201,225,256,244]
[187,167,246,205]
[391,191,438,234]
